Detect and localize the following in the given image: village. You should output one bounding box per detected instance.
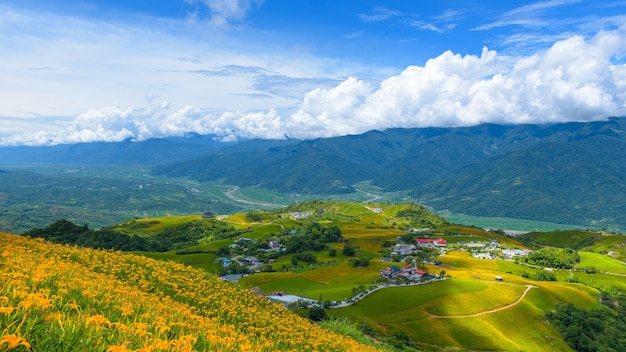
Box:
[215,221,534,308]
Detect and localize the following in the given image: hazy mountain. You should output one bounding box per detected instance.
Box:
[0,134,234,166]
[2,117,626,227]
[153,117,626,227]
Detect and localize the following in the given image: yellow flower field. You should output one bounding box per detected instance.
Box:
[0,232,379,351]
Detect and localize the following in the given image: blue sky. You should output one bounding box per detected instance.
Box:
[1,0,625,145]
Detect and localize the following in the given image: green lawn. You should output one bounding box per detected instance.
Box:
[577,251,626,274]
[241,275,364,301]
[519,230,601,248]
[330,278,598,351]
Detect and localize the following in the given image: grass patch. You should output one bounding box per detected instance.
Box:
[577,251,626,274]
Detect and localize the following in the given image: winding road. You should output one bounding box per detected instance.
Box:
[222,186,285,208]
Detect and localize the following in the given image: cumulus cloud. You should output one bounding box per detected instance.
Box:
[288,28,626,137]
[2,28,625,146]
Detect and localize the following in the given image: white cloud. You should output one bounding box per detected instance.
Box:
[358,7,401,23]
[1,24,625,146]
[289,28,626,137]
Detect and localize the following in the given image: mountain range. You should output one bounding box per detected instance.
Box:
[2,117,625,228]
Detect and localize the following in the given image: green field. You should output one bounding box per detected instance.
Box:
[241,261,388,301]
[13,195,626,351]
[577,251,626,274]
[592,235,626,261]
[518,229,601,248]
[442,212,585,232]
[330,278,598,351]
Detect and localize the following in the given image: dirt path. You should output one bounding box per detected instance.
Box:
[430,284,536,319]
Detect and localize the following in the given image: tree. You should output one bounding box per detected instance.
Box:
[342,244,356,257]
[216,246,230,256]
[308,307,326,321]
[328,248,337,257]
[351,256,370,267]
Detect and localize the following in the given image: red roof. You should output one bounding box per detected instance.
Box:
[416,238,433,243]
[415,270,427,275]
[434,238,447,244]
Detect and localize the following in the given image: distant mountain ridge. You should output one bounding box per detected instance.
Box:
[0,134,238,166]
[152,117,626,227]
[2,117,626,227]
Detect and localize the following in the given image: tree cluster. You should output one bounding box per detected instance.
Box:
[24,219,155,251]
[282,222,341,254]
[522,247,580,269]
[546,297,626,352]
[23,218,244,253]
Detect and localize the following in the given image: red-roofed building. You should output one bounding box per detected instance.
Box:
[415,238,447,247]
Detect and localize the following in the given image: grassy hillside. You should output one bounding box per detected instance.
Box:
[0,232,380,351]
[517,230,602,249]
[10,201,626,351]
[330,251,600,351]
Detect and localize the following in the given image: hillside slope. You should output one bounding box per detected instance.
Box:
[0,232,379,351]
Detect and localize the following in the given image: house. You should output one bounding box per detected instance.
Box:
[216,257,232,267]
[502,249,532,259]
[268,240,281,250]
[240,256,264,269]
[394,244,416,255]
[380,264,428,282]
[433,238,447,247]
[289,211,311,219]
[416,238,447,248]
[472,252,496,260]
[406,227,431,233]
[235,237,256,244]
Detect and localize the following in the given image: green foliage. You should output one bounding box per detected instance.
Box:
[293,251,317,264]
[396,205,450,227]
[24,219,156,251]
[532,270,556,281]
[282,222,342,254]
[546,300,626,352]
[23,217,243,253]
[141,218,242,250]
[517,230,601,249]
[342,244,356,257]
[523,247,580,269]
[244,211,265,222]
[307,307,327,322]
[351,256,370,268]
